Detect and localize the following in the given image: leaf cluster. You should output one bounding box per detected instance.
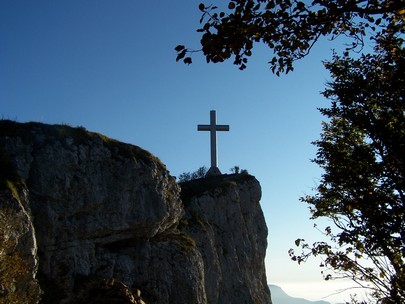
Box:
[176,0,404,74]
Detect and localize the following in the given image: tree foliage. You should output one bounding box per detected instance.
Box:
[290,43,404,303]
[176,0,404,74]
[177,1,405,303]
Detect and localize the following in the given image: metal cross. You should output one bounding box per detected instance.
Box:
[198,110,229,175]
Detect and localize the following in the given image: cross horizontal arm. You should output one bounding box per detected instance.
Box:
[216,125,230,131]
[197,125,230,131]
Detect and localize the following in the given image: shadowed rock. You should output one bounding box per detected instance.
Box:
[0,120,271,304]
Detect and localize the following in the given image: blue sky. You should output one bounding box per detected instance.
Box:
[1,1,359,302]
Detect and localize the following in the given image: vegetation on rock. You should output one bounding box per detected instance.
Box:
[178,166,208,182]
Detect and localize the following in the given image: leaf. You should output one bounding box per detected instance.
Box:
[175,45,185,52]
[199,3,205,11]
[183,57,192,64]
[239,63,246,70]
[296,1,305,10]
[199,12,206,24]
[176,49,186,62]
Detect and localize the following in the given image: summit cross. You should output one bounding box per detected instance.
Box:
[197,110,230,176]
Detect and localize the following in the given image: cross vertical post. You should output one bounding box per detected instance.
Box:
[198,110,230,176]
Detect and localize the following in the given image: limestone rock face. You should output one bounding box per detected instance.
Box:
[180,175,271,304]
[0,121,270,304]
[0,182,41,303]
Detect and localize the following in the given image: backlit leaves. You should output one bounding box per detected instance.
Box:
[176,0,404,74]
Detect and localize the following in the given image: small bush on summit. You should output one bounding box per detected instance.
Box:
[229,166,248,174]
[178,166,207,182]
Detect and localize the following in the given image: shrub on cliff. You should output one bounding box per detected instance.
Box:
[178,166,207,182]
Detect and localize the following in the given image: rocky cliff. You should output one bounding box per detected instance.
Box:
[0,120,271,304]
[180,175,270,304]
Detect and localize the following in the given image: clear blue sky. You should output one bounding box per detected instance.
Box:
[1,1,357,302]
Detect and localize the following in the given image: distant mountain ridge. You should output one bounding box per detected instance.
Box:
[269,285,331,304]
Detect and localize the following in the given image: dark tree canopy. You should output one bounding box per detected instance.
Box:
[176,0,404,74]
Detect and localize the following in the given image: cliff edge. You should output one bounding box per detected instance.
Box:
[180,174,271,304]
[0,120,271,304]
